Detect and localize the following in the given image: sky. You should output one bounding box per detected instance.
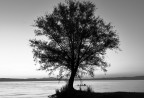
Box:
[0,0,144,78]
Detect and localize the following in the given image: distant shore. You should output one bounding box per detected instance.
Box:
[0,76,144,82]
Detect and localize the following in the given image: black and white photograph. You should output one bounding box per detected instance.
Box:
[0,0,144,98]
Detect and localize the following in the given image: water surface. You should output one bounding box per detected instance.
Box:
[0,80,144,98]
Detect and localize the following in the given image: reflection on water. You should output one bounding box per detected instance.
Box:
[0,80,144,98]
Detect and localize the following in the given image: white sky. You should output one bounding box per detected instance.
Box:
[0,0,144,78]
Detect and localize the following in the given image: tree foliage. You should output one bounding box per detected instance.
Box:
[30,0,119,88]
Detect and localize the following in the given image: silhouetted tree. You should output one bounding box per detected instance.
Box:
[30,0,119,90]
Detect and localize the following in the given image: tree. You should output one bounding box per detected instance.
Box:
[30,0,119,90]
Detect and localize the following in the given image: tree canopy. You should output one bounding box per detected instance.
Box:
[30,0,120,89]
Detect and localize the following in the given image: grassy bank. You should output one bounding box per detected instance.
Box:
[48,85,144,98]
[49,91,144,98]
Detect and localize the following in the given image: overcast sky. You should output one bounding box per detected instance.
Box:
[0,0,144,78]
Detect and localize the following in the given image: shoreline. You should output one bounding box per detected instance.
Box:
[1,79,144,82]
[1,76,144,82]
[49,91,144,98]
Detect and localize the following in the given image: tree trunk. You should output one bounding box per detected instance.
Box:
[68,70,76,90]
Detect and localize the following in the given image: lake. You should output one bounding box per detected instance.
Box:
[0,80,144,98]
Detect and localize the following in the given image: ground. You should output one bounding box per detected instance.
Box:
[48,86,144,98]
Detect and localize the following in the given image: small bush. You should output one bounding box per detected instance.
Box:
[55,89,60,95]
[55,84,69,95]
[53,84,77,98]
[85,86,94,93]
[51,85,94,98]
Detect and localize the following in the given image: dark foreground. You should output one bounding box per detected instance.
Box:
[49,91,144,98]
[48,85,144,98]
[49,88,144,98]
